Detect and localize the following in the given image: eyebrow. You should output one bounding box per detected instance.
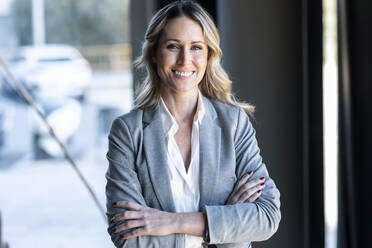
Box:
[166,38,205,44]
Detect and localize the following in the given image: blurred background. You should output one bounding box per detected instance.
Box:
[0,0,131,247]
[0,0,371,248]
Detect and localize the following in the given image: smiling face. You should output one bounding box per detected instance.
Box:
[154,16,208,96]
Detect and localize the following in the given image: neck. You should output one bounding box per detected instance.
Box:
[161,88,199,123]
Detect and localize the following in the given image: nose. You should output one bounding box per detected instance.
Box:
[177,48,192,65]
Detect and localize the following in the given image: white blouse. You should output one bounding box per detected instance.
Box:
[159,92,205,248]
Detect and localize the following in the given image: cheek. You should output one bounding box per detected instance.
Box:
[195,55,208,71]
[159,50,177,67]
[196,58,207,72]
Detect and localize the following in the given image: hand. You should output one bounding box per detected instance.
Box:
[111,201,176,239]
[225,171,266,205]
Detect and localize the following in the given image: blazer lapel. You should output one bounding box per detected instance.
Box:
[199,97,221,210]
[143,104,176,212]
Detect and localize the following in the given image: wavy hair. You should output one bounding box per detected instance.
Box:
[133,0,254,113]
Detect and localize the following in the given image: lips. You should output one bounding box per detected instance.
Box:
[172,69,195,77]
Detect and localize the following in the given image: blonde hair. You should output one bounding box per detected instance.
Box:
[133,0,254,113]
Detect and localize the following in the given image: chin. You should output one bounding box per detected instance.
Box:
[171,83,199,93]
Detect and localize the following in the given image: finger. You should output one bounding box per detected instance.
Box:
[226,194,240,205]
[113,201,143,211]
[229,178,265,204]
[236,177,265,196]
[120,227,145,239]
[111,210,143,223]
[236,171,253,188]
[237,182,266,203]
[226,171,255,205]
[231,171,253,195]
[245,189,263,203]
[112,220,145,233]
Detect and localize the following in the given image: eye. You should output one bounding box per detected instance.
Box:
[191,45,203,50]
[166,44,180,50]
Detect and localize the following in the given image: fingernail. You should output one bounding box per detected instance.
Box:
[112,228,117,233]
[260,177,265,180]
[120,235,125,239]
[260,183,265,186]
[248,171,253,175]
[112,202,117,206]
[257,190,262,193]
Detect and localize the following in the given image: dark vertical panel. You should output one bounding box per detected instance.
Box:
[218,0,323,247]
[303,0,324,247]
[338,0,358,247]
[345,0,372,246]
[218,0,304,247]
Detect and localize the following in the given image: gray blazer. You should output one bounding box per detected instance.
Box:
[105,96,281,248]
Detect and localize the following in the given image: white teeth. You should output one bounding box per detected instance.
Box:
[174,70,193,77]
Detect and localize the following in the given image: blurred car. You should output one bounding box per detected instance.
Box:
[32,96,82,159]
[1,44,92,101]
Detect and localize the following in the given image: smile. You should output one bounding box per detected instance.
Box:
[172,70,195,77]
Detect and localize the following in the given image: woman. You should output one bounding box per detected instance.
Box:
[105,1,281,247]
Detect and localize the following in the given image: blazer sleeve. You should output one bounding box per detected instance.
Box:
[105,118,176,247]
[204,108,281,244]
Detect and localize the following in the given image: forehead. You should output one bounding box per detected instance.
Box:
[161,16,205,42]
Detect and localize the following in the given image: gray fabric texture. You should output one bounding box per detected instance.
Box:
[105,96,281,248]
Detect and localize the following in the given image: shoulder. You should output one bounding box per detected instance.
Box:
[116,108,144,124]
[204,98,253,139]
[110,108,145,132]
[205,97,245,123]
